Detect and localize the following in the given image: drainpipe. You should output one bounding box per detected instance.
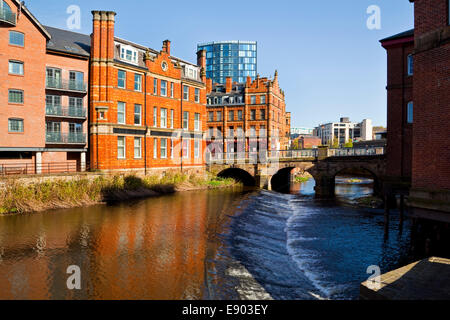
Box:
[144,73,148,175]
[180,81,183,173]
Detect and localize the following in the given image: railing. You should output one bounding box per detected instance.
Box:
[276,149,319,159]
[0,7,16,25]
[46,105,87,118]
[46,79,87,92]
[328,147,385,157]
[0,162,88,176]
[46,132,86,144]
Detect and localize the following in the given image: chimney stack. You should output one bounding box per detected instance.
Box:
[246,76,251,86]
[225,77,232,93]
[162,40,171,55]
[206,78,213,94]
[197,49,206,83]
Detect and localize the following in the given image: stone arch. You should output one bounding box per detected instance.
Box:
[271,166,296,192]
[332,165,381,195]
[217,167,256,186]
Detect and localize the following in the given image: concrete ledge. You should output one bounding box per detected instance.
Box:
[361,257,450,300]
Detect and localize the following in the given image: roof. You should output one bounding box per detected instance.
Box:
[380,29,414,42]
[44,26,91,57]
[11,0,51,39]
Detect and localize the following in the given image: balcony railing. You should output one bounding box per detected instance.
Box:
[46,78,87,93]
[46,105,87,118]
[0,7,16,26]
[46,132,86,144]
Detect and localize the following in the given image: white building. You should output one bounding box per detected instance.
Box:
[314,117,373,146]
[291,127,314,136]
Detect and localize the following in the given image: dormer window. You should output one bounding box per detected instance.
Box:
[120,45,138,64]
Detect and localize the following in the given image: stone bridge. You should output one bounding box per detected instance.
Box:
[206,146,386,197]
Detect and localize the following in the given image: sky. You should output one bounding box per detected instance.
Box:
[26,0,414,128]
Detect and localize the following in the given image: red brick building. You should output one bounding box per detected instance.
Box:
[380,29,414,189]
[408,0,450,213]
[89,11,207,174]
[205,71,290,156]
[0,0,89,174]
[293,136,322,149]
[382,0,450,213]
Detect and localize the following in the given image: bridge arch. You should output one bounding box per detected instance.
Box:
[333,166,382,196]
[217,167,256,187]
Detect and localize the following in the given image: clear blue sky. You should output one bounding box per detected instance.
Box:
[27,0,414,128]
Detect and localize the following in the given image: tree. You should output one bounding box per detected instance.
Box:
[344,139,354,148]
[331,137,340,149]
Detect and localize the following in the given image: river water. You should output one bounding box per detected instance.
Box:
[0,178,413,300]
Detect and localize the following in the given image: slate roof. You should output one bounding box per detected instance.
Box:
[44,26,91,57]
[380,29,414,42]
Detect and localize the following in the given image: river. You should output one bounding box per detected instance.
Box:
[0,177,414,300]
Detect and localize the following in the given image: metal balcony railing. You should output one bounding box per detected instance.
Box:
[46,132,86,144]
[0,7,16,26]
[46,105,87,118]
[46,78,87,92]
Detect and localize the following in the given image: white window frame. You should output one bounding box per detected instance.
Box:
[183,86,189,101]
[153,107,158,127]
[153,138,158,159]
[182,139,190,159]
[194,113,200,131]
[170,82,174,98]
[153,78,158,95]
[120,45,138,64]
[134,73,142,91]
[118,102,126,124]
[161,108,167,128]
[118,70,126,89]
[170,109,174,129]
[134,137,142,159]
[194,140,200,159]
[134,104,142,126]
[195,88,200,103]
[183,111,189,130]
[9,31,24,47]
[161,80,167,97]
[170,139,174,159]
[118,136,126,159]
[161,138,167,159]
[9,60,24,75]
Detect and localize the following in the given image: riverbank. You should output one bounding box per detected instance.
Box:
[0,173,239,215]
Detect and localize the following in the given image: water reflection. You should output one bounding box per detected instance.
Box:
[0,189,248,300]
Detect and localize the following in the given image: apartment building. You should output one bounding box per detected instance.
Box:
[89,11,206,173]
[205,71,290,154]
[314,117,373,146]
[0,0,88,173]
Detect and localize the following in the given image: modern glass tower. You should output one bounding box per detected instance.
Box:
[197,41,257,85]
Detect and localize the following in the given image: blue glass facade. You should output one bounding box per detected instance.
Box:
[197,41,257,85]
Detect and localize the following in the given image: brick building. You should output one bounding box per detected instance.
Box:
[89,11,207,173]
[293,136,322,150]
[380,29,414,189]
[0,0,88,174]
[205,71,289,156]
[382,0,450,213]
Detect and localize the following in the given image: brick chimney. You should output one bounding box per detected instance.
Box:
[246,76,251,86]
[226,77,232,93]
[206,78,213,94]
[162,40,171,55]
[197,49,206,82]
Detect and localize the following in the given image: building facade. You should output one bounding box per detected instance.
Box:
[408,0,450,213]
[314,117,373,146]
[197,41,257,85]
[89,11,207,173]
[0,0,88,174]
[380,29,414,187]
[206,71,289,154]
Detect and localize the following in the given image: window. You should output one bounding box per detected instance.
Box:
[117,137,126,159]
[208,127,214,137]
[229,110,234,121]
[183,111,189,129]
[46,68,61,87]
[153,79,158,95]
[134,74,142,91]
[183,86,189,101]
[407,54,413,76]
[161,108,167,128]
[134,104,142,125]
[69,71,84,90]
[118,70,126,88]
[8,119,24,132]
[261,109,266,120]
[194,113,200,131]
[161,80,167,96]
[161,138,167,159]
[238,110,243,120]
[9,31,24,46]
[194,140,200,159]
[8,89,23,104]
[170,82,174,98]
[217,111,222,122]
[170,139,174,159]
[251,96,256,104]
[170,109,174,129]
[250,126,256,136]
[118,102,126,124]
[120,46,138,63]
[250,109,256,120]
[134,137,142,159]
[9,61,23,75]
[228,126,234,137]
[195,88,200,103]
[182,140,190,159]
[407,101,414,124]
[261,96,266,104]
[153,107,158,126]
[208,112,214,122]
[153,138,158,159]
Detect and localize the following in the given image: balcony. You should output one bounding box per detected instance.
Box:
[46,79,87,93]
[46,105,87,119]
[0,7,16,26]
[46,132,86,145]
